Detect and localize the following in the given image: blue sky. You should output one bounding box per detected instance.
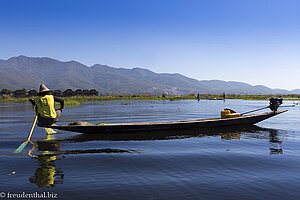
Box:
[0,0,299,90]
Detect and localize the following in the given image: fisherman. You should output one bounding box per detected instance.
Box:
[197,93,200,101]
[29,84,64,126]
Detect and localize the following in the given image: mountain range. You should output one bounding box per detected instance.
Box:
[0,55,299,95]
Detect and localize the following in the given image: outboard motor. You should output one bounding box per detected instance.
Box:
[269,97,283,111]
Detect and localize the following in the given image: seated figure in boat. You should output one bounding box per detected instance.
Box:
[29,84,64,126]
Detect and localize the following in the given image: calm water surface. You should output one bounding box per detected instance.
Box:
[0,99,300,200]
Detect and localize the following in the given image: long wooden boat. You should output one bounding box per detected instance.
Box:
[44,110,287,134]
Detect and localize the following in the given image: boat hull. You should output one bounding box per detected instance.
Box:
[45,110,287,134]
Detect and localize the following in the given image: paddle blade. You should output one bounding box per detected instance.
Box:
[14,142,28,153]
[45,128,57,134]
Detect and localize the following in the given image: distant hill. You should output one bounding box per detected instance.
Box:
[0,55,298,95]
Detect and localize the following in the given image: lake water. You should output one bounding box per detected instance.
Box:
[0,99,300,200]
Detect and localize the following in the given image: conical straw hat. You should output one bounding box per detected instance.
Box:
[38,84,53,95]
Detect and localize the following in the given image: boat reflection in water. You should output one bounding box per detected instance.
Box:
[58,124,286,155]
[220,132,240,140]
[28,125,285,187]
[60,124,282,139]
[269,129,283,155]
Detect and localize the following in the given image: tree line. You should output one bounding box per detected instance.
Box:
[0,88,99,98]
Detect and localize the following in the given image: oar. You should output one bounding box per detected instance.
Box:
[14,115,38,153]
[279,105,295,107]
[45,127,57,134]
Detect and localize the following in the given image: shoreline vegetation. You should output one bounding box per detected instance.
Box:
[1,94,300,106]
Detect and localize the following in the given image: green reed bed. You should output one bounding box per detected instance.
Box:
[0,97,29,103]
[0,96,81,106]
[1,94,299,105]
[222,94,300,101]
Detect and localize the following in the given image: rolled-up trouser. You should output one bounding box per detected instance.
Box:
[38,110,62,125]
